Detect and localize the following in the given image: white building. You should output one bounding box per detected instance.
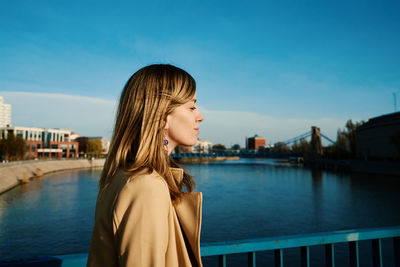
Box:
[193,139,213,153]
[0,96,11,127]
[0,126,78,158]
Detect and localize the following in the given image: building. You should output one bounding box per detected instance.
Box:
[0,96,11,127]
[193,139,212,153]
[356,111,400,160]
[246,135,266,151]
[0,126,79,159]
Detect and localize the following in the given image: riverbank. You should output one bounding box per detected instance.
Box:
[176,156,240,164]
[0,158,105,194]
[304,157,400,176]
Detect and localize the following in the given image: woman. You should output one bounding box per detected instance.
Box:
[87,64,204,267]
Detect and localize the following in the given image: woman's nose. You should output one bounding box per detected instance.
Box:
[197,110,204,122]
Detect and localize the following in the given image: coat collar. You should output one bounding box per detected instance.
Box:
[170,167,184,183]
[170,167,203,267]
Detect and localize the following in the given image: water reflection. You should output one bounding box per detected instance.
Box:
[311,168,323,231]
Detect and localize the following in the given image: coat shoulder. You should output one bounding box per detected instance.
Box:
[112,171,171,219]
[123,170,169,196]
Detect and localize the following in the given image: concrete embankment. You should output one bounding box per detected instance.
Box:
[0,159,105,194]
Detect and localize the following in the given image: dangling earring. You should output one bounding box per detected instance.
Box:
[164,139,169,152]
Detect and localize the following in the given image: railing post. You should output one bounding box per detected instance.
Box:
[219,255,226,267]
[325,244,335,267]
[274,249,283,267]
[248,251,256,267]
[372,239,383,267]
[349,241,360,267]
[300,246,310,267]
[394,237,400,267]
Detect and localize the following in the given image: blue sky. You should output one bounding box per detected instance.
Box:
[1,0,400,146]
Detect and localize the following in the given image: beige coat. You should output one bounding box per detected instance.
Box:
[87,168,203,267]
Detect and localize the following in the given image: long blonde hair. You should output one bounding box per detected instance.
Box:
[99,64,196,201]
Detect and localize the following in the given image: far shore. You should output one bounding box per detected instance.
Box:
[176,156,240,164]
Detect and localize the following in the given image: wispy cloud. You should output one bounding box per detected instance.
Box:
[0,92,346,146]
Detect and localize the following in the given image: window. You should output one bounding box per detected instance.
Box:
[47,133,51,145]
[16,130,23,138]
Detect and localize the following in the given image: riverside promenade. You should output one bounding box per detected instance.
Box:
[0,158,105,194]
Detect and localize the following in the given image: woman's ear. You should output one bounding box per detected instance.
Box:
[164,114,170,130]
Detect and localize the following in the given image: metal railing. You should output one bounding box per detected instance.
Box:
[1,226,399,267]
[201,226,400,267]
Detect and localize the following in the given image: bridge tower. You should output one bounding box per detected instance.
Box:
[311,126,323,156]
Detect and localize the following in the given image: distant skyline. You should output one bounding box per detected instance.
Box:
[1,1,399,146]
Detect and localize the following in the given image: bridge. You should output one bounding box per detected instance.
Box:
[275,126,349,154]
[171,126,345,159]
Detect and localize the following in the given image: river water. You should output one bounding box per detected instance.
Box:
[1,158,400,266]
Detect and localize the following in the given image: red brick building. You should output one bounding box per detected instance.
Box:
[246,135,266,150]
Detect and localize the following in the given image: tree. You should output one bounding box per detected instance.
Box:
[0,133,26,161]
[212,144,226,151]
[231,144,240,150]
[337,119,365,156]
[324,119,365,159]
[14,136,26,159]
[291,139,311,153]
[273,142,290,153]
[86,139,103,158]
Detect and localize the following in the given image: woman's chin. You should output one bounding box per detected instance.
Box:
[181,140,197,147]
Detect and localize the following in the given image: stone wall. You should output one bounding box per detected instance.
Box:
[0,159,105,194]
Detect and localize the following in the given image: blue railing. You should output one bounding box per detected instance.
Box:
[1,226,400,267]
[201,226,400,267]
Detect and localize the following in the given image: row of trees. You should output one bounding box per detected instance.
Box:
[0,134,104,161]
[0,133,26,161]
[323,119,365,159]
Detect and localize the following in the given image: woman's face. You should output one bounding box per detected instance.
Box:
[165,93,204,153]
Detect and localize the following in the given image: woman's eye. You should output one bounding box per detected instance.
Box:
[190,106,197,110]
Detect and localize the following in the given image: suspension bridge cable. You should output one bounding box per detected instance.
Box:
[320,133,349,152]
[277,131,311,146]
